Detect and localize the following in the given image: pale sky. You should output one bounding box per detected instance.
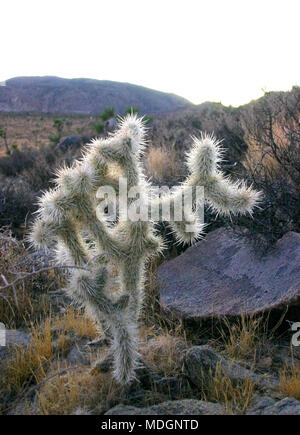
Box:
[1,0,299,106]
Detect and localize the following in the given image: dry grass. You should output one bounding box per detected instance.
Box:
[54,333,72,356]
[203,362,256,414]
[0,306,100,413]
[54,308,99,339]
[141,334,187,377]
[279,363,300,400]
[2,318,53,395]
[0,287,51,330]
[37,369,120,415]
[145,145,181,181]
[0,113,97,155]
[0,228,56,328]
[142,259,187,339]
[219,314,269,362]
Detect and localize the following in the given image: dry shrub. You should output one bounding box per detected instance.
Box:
[145,145,180,181]
[54,308,98,339]
[219,314,270,362]
[0,112,96,153]
[37,370,120,415]
[53,333,72,356]
[142,259,186,337]
[203,362,255,414]
[0,228,54,328]
[0,288,50,330]
[0,145,79,191]
[1,318,53,396]
[279,363,300,400]
[0,178,36,231]
[235,87,300,247]
[0,308,98,412]
[0,144,82,233]
[141,334,187,377]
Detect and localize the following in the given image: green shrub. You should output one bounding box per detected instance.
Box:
[94,121,104,134]
[100,107,115,121]
[125,106,139,115]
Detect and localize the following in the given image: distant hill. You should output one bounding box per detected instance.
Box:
[0,76,191,115]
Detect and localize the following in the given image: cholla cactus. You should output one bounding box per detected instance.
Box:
[29,115,260,385]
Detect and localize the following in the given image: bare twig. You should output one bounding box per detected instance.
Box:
[3,365,78,414]
[0,254,104,292]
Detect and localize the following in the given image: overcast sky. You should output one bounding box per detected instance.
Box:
[1,0,299,106]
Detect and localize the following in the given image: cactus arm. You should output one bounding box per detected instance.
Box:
[184,134,261,217]
[148,133,260,243]
[203,174,262,217]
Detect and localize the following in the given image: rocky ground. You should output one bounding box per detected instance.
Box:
[0,223,300,415]
[1,285,300,415]
[0,225,300,416]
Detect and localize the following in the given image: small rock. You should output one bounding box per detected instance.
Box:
[6,330,31,347]
[248,395,276,413]
[257,357,273,370]
[55,135,90,152]
[293,346,300,360]
[151,375,192,398]
[105,118,117,131]
[67,346,90,366]
[73,407,92,415]
[183,345,266,389]
[0,330,31,364]
[105,399,225,415]
[274,346,300,368]
[247,397,300,415]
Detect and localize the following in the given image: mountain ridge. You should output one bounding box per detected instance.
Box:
[0,76,192,115]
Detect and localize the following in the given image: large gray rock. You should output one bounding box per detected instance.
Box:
[0,330,31,363]
[105,399,224,415]
[105,117,117,131]
[158,228,300,319]
[55,135,90,152]
[183,345,266,389]
[247,397,300,415]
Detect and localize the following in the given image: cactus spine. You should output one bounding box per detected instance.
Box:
[29,115,260,384]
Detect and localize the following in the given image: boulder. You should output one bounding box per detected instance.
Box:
[182,345,266,389]
[105,399,225,415]
[247,397,300,415]
[158,228,300,319]
[55,135,90,152]
[105,118,117,131]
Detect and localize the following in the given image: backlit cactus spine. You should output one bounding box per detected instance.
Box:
[29,115,261,384]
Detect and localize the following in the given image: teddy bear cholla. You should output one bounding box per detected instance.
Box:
[29,115,260,384]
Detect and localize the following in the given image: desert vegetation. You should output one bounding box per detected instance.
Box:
[0,88,299,415]
[26,114,259,386]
